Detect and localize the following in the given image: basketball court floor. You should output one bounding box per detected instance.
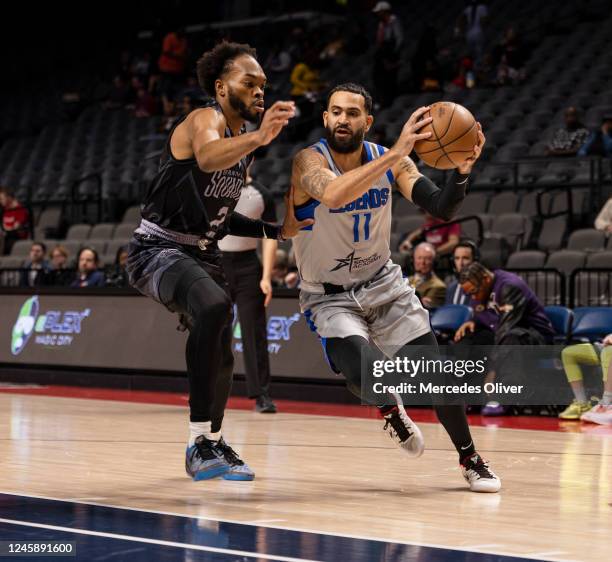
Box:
[0,386,609,561]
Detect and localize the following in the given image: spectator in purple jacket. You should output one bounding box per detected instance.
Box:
[453,262,554,415]
[454,262,554,345]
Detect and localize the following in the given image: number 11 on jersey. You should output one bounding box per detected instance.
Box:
[352,212,371,243]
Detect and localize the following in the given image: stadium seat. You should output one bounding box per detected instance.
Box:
[571,307,612,341]
[392,215,423,235]
[544,305,573,343]
[10,240,32,256]
[430,305,472,335]
[66,224,92,240]
[121,206,141,224]
[506,250,547,269]
[567,229,606,252]
[545,250,586,276]
[537,216,567,252]
[586,251,612,268]
[495,213,530,248]
[113,224,136,239]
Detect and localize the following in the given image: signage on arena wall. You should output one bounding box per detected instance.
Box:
[0,294,333,380]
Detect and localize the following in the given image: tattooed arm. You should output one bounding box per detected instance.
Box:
[291,147,402,208]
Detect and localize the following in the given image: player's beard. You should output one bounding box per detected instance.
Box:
[228,88,260,124]
[325,124,365,154]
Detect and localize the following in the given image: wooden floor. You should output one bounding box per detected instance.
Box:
[0,392,610,561]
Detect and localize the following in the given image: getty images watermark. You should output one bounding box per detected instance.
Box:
[360,345,573,406]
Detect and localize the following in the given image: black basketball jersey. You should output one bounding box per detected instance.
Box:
[140,102,253,241]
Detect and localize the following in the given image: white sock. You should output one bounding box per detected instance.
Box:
[601,391,612,406]
[188,422,221,446]
[573,386,587,403]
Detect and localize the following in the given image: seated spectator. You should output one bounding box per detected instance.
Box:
[558,337,612,424]
[594,195,612,233]
[408,242,446,310]
[578,115,612,158]
[289,49,325,99]
[445,239,478,305]
[271,249,289,287]
[546,107,589,157]
[455,262,554,415]
[271,248,299,289]
[70,247,105,288]
[106,245,130,287]
[20,242,50,287]
[455,262,554,345]
[0,187,30,255]
[37,244,72,286]
[399,212,460,256]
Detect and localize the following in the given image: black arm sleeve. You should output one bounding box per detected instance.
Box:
[227,212,281,239]
[410,171,469,222]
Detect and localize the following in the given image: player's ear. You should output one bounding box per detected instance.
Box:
[215,79,225,97]
[365,114,374,132]
[322,110,329,128]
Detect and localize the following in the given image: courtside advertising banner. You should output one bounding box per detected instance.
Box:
[0,293,331,378]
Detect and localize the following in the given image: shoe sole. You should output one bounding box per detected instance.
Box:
[191,465,229,481]
[222,472,255,481]
[470,481,502,493]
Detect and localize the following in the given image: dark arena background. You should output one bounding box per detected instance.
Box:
[0,1,610,561]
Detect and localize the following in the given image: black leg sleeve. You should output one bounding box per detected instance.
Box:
[398,331,476,459]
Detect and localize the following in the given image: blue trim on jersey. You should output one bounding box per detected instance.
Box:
[377,144,395,185]
[294,199,320,231]
[364,141,373,162]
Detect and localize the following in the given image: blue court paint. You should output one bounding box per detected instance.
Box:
[0,493,542,562]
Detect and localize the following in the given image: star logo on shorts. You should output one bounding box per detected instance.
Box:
[331,250,356,272]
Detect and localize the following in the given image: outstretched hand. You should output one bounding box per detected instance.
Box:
[280,184,314,239]
[257,101,296,146]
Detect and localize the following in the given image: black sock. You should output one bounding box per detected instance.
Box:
[434,404,476,461]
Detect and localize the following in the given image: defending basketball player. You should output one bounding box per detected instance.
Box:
[126,42,311,482]
[291,83,500,492]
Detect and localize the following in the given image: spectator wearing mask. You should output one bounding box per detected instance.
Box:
[219,169,278,414]
[399,212,460,256]
[546,107,589,156]
[21,242,50,287]
[445,239,478,305]
[0,187,30,255]
[372,1,404,108]
[558,336,612,424]
[578,115,612,158]
[70,247,105,288]
[37,245,72,286]
[408,242,446,310]
[455,262,554,416]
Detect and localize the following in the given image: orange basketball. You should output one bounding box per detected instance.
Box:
[413,102,478,170]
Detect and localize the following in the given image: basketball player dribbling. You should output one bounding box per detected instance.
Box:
[291,83,501,492]
[126,42,312,482]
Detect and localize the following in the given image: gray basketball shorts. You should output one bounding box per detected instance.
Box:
[299,260,432,358]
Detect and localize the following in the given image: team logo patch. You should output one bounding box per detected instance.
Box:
[330,250,382,273]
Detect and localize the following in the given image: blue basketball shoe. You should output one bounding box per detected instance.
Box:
[185,436,229,481]
[213,437,255,481]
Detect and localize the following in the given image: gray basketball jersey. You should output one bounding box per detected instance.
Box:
[293,139,395,291]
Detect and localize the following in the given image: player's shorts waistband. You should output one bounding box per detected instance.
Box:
[300,264,388,295]
[135,219,213,249]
